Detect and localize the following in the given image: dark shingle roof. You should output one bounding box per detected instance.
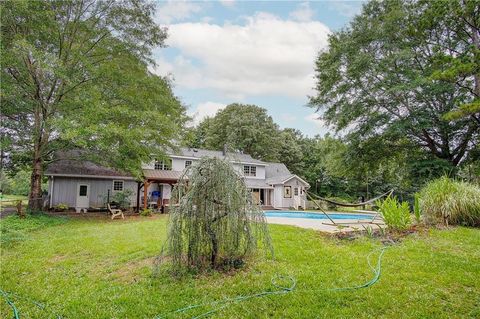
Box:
[46,159,131,177]
[45,150,132,178]
[265,163,293,184]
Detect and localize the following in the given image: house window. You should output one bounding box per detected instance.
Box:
[243,165,256,177]
[294,187,299,196]
[113,180,124,192]
[79,185,88,196]
[284,186,292,198]
[185,160,192,168]
[154,159,172,170]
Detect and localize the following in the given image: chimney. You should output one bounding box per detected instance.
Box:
[222,144,227,156]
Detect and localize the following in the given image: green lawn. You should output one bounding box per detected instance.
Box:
[0,194,28,207]
[1,215,479,318]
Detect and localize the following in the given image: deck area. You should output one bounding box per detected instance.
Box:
[266,215,385,233]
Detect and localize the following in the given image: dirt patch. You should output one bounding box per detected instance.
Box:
[331,226,427,244]
[49,254,68,263]
[111,256,156,283]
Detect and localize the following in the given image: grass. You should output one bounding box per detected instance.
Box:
[419,177,480,226]
[0,214,69,246]
[0,194,28,207]
[1,215,479,318]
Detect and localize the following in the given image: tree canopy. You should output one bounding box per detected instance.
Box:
[309,0,479,167]
[1,0,187,209]
[195,103,282,161]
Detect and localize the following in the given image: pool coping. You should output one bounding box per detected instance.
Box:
[264,210,385,233]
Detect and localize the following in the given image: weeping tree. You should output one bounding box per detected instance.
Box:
[158,158,273,273]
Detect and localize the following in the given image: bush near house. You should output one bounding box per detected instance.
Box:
[419,177,480,227]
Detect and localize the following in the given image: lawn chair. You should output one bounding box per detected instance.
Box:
[107,203,124,220]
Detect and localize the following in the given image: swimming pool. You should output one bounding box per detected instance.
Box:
[264,211,372,220]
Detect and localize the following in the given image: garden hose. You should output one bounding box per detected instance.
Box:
[1,247,388,319]
[0,288,19,319]
[155,246,388,319]
[0,289,62,319]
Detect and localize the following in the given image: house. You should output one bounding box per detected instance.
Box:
[45,148,310,212]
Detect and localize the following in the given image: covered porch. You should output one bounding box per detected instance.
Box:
[249,187,274,207]
[135,169,183,213]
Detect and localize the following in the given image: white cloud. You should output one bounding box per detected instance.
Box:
[152,12,331,99]
[155,1,202,24]
[305,113,326,129]
[281,113,297,123]
[219,0,235,7]
[289,2,314,22]
[189,101,226,125]
[329,1,363,18]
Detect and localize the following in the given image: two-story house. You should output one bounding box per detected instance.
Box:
[45,148,309,212]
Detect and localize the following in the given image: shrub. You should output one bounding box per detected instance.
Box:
[413,193,421,224]
[419,177,480,227]
[377,195,411,231]
[140,208,153,216]
[55,203,69,211]
[104,189,133,209]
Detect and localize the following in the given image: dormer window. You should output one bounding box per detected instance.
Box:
[243,165,256,177]
[154,159,171,170]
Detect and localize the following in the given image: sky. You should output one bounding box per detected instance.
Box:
[151,0,364,137]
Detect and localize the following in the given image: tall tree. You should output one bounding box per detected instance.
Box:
[425,0,480,122]
[1,0,186,210]
[277,128,304,174]
[309,0,479,167]
[200,103,281,162]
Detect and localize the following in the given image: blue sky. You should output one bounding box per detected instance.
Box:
[152,1,364,136]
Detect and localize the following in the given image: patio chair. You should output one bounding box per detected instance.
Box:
[107,203,125,220]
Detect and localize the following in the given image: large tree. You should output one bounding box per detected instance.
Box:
[194,103,282,162]
[1,0,187,210]
[309,0,479,167]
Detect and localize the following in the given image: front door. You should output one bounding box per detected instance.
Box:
[293,187,300,208]
[76,184,90,208]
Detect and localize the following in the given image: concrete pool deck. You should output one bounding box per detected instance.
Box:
[266,216,385,233]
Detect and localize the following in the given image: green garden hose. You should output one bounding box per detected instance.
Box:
[0,288,19,319]
[0,289,62,319]
[155,246,388,319]
[1,247,388,319]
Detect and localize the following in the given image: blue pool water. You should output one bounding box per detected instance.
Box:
[264,211,372,220]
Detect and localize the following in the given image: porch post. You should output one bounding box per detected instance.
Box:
[136,182,143,213]
[143,181,149,210]
[156,182,161,208]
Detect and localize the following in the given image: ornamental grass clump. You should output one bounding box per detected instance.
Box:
[377,195,411,231]
[419,177,480,227]
[157,157,273,274]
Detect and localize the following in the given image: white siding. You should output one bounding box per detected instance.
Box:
[50,177,137,208]
[232,163,266,180]
[273,185,283,208]
[271,177,308,209]
[171,158,197,171]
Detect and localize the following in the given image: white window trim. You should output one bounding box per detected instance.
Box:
[185,160,192,168]
[112,180,124,192]
[243,165,256,177]
[154,159,172,171]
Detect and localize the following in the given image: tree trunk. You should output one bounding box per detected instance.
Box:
[28,151,43,212]
[210,233,218,268]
